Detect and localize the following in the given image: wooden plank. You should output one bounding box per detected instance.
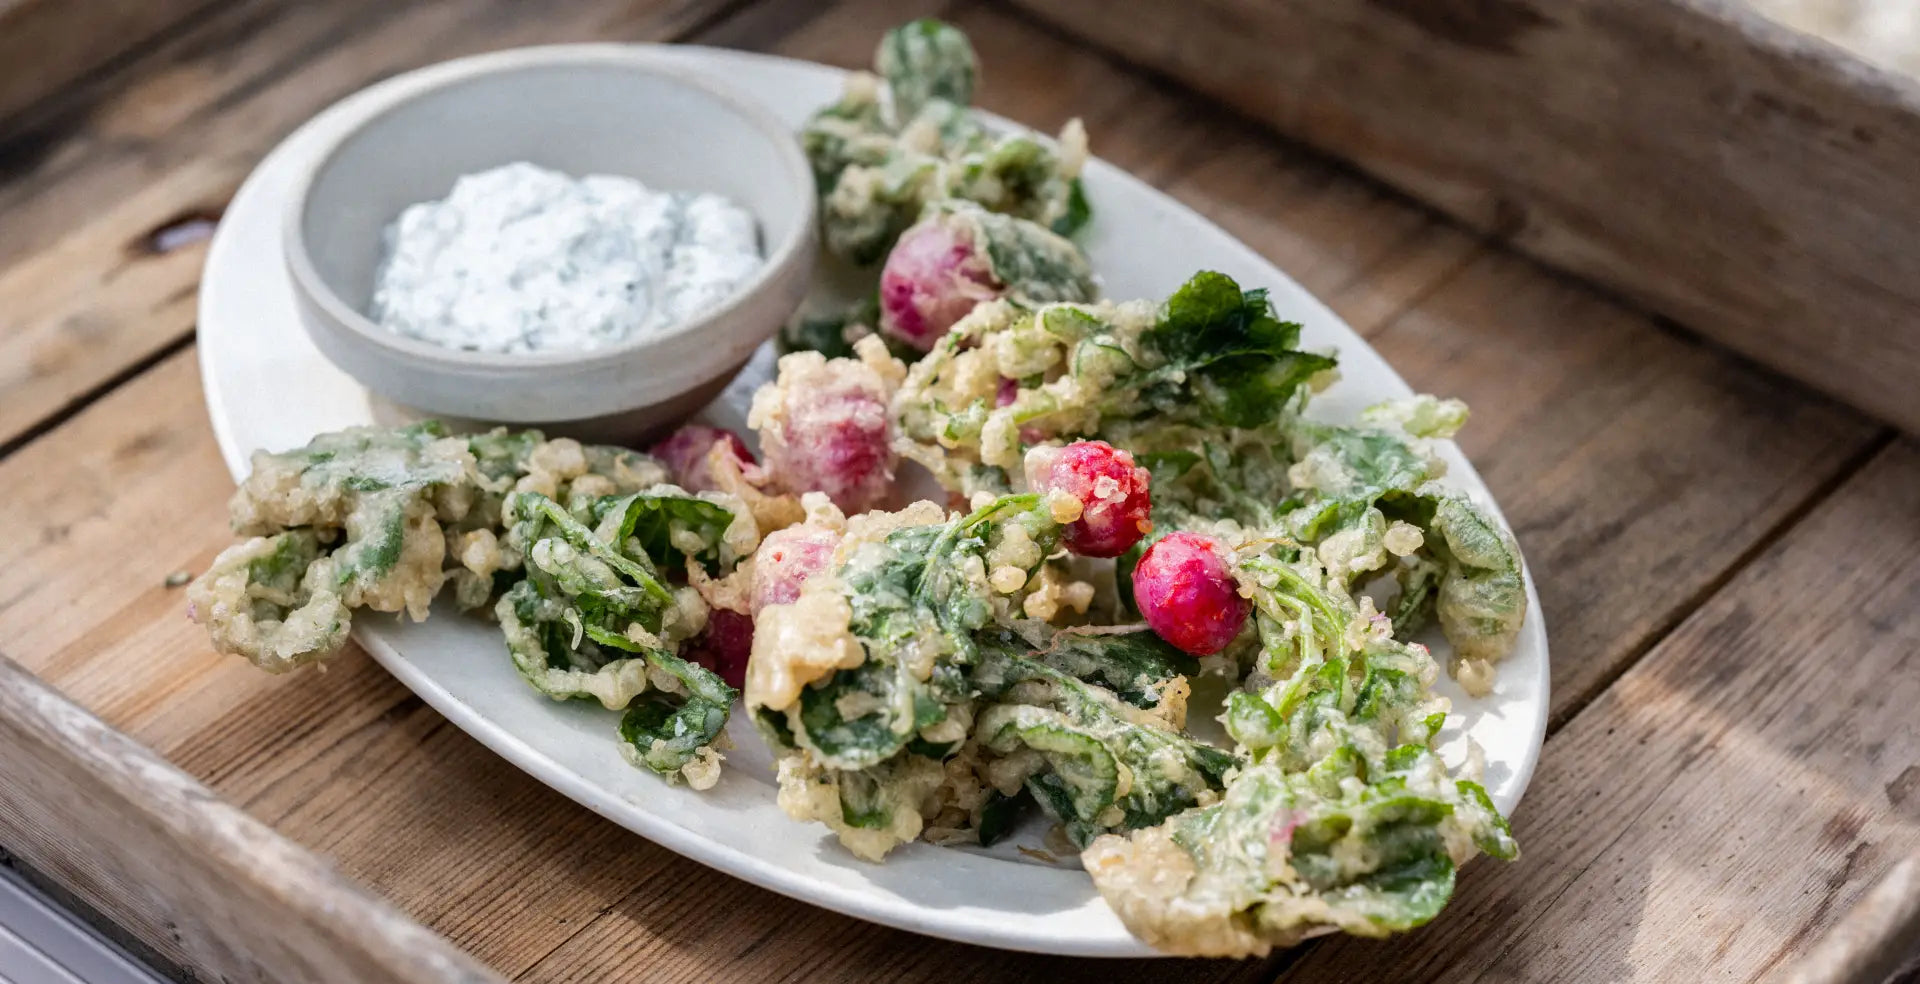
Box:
[0,0,735,453]
[0,0,214,130]
[1275,438,1920,982]
[0,650,499,984]
[1783,857,1920,984]
[1360,249,1886,725]
[1750,0,1920,77]
[1009,0,1920,435]
[0,0,1893,980]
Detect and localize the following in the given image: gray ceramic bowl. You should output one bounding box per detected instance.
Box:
[283,46,816,438]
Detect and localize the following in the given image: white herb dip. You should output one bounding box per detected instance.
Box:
[369,162,762,354]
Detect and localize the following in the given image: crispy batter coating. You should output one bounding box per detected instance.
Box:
[188,532,349,674]
[193,422,670,672]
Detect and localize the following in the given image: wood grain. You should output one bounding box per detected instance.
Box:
[1360,249,1885,725]
[0,650,501,983]
[0,0,214,129]
[0,0,735,452]
[1783,857,1920,984]
[1010,0,1920,435]
[1273,438,1920,983]
[0,0,1904,980]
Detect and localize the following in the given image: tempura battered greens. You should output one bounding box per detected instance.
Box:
[750,494,1063,858]
[496,492,685,708]
[749,495,1063,771]
[891,271,1528,688]
[750,485,1231,860]
[193,422,471,672]
[1277,403,1529,691]
[501,490,745,787]
[190,530,349,674]
[802,19,1088,265]
[190,422,670,673]
[892,271,1334,497]
[194,421,757,788]
[874,259,1527,953]
[971,633,1235,849]
[1082,545,1516,956]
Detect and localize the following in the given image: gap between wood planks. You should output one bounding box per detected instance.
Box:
[0,333,193,462]
[0,846,192,984]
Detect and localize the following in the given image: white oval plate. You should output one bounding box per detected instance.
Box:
[197,44,1548,957]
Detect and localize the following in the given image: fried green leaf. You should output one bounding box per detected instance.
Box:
[618,649,737,777]
[875,18,978,121]
[799,19,1089,265]
[893,271,1331,497]
[974,638,1235,848]
[188,532,350,674]
[774,494,1059,771]
[586,489,745,574]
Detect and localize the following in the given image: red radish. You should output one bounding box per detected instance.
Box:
[1132,532,1248,656]
[1027,440,1153,558]
[997,378,1047,445]
[750,526,841,615]
[878,218,999,351]
[649,425,754,493]
[683,609,753,690]
[773,390,891,511]
[995,376,1019,407]
[757,352,897,514]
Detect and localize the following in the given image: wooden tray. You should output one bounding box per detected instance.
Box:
[0,655,497,984]
[1010,0,1920,434]
[0,0,1916,981]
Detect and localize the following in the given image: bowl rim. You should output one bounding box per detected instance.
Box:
[280,44,818,371]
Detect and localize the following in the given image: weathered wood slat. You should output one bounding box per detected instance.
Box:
[1277,438,1920,982]
[0,651,502,984]
[1009,0,1920,435]
[0,0,1900,979]
[0,0,215,129]
[1783,857,1920,984]
[0,0,733,452]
